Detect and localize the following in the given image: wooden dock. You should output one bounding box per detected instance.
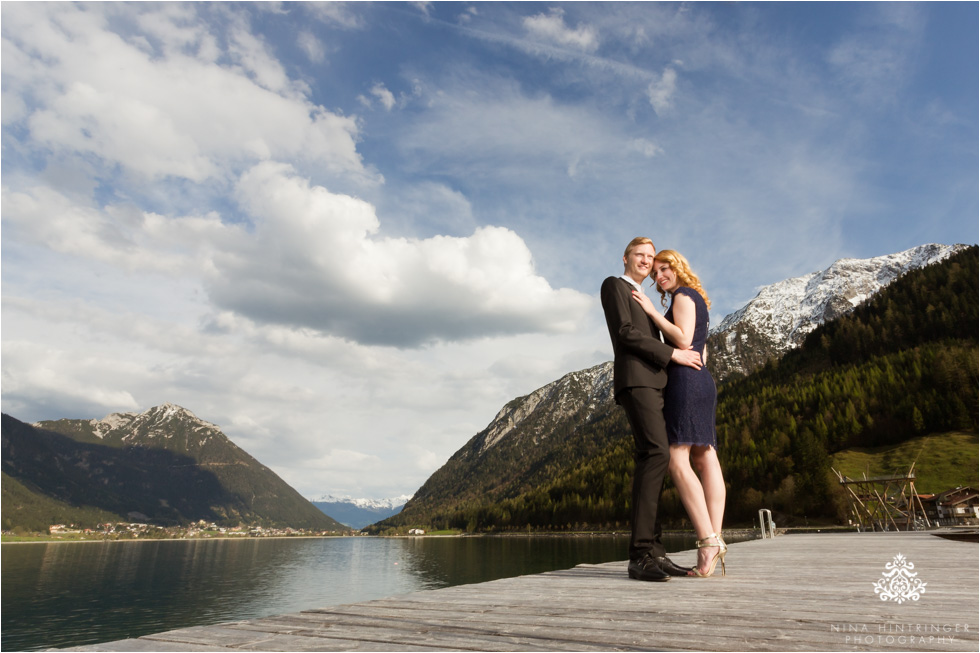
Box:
[63,532,978,652]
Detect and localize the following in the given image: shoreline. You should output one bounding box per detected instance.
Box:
[0,526,832,545]
[7,524,973,545]
[0,533,351,545]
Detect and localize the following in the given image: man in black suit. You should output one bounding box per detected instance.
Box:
[600,237,703,581]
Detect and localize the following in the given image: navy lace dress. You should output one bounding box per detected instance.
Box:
[663,286,718,448]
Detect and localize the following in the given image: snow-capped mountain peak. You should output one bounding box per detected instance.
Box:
[706,243,968,379]
[309,494,412,529]
[309,494,412,510]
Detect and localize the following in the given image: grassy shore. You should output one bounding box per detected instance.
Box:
[832,430,978,493]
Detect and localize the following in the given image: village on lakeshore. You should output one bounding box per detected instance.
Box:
[4,520,366,542]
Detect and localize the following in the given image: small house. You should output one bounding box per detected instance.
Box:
[921,487,979,526]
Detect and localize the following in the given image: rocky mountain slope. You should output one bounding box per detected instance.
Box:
[2,404,344,530]
[706,243,968,380]
[380,363,617,528]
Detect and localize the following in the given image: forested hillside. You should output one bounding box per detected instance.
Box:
[375,247,978,533]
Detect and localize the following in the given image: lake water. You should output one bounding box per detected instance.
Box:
[2,533,720,651]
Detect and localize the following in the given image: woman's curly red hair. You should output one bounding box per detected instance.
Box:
[653,249,711,310]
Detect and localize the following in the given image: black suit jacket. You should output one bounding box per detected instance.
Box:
[600,276,675,400]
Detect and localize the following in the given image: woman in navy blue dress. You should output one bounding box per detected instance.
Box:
[632,249,727,577]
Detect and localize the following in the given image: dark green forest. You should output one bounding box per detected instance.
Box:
[375,247,978,533]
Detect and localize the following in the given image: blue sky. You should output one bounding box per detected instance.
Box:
[2,2,976,500]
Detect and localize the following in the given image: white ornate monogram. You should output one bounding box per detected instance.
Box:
[873,553,926,603]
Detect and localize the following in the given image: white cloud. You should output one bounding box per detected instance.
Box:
[1,340,141,416]
[227,13,300,95]
[369,82,396,111]
[3,156,591,351]
[523,8,599,53]
[411,2,434,19]
[647,66,678,114]
[0,184,239,275]
[358,82,397,111]
[304,2,364,30]
[458,7,479,25]
[297,30,326,64]
[204,162,592,347]
[627,138,663,158]
[1,3,367,184]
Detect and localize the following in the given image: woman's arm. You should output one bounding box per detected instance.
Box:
[631,289,695,349]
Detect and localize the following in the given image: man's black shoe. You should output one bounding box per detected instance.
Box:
[654,556,693,577]
[627,555,671,582]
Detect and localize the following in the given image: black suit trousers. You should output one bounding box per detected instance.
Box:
[618,386,669,561]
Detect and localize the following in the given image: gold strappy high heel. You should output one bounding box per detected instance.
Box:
[691,532,726,577]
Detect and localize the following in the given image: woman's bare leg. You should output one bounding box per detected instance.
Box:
[669,444,718,573]
[691,445,726,535]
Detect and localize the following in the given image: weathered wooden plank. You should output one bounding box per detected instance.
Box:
[233,611,953,651]
[57,639,237,652]
[246,604,972,652]
[140,620,640,652]
[58,532,979,652]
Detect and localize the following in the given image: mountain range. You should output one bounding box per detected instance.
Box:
[310,494,410,529]
[2,404,344,532]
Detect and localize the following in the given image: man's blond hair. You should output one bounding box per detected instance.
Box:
[623,237,655,269]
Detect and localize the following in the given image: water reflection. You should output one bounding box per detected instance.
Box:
[397,535,635,588]
[2,533,737,651]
